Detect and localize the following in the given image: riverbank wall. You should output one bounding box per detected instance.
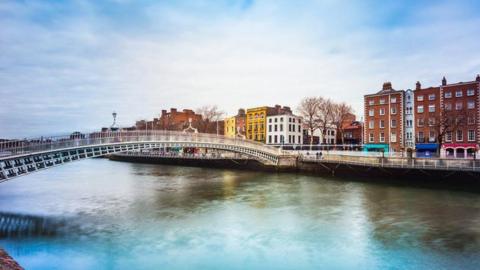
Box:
[108,154,480,190]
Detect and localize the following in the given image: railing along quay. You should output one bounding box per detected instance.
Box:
[301,153,480,172]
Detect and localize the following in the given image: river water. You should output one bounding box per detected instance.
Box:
[0,159,479,269]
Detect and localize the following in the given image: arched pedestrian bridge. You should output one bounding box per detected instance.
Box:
[0,131,293,182]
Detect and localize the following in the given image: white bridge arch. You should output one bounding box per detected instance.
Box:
[0,131,288,182]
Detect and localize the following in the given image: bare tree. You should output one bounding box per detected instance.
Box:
[430,106,473,154]
[331,102,354,146]
[196,105,225,134]
[297,97,322,150]
[317,97,335,145]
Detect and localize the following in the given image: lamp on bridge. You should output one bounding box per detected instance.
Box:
[110,111,119,131]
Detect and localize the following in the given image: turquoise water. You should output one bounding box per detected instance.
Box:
[0,159,479,269]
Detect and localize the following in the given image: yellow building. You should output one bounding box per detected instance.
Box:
[246,107,269,142]
[224,116,236,138]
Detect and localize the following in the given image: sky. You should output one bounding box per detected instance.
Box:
[1,0,480,138]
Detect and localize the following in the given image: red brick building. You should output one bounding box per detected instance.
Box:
[135,108,202,131]
[364,82,404,152]
[439,76,480,158]
[336,113,363,145]
[413,82,441,156]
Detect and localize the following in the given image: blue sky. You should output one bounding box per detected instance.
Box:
[1,0,480,138]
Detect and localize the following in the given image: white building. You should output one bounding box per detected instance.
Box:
[303,125,337,145]
[266,114,303,146]
[404,88,415,149]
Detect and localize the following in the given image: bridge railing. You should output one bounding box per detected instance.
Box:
[0,130,284,158]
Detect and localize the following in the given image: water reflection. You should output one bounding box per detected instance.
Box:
[0,159,478,269]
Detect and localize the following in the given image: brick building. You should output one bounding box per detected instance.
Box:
[364,75,480,158]
[439,76,480,158]
[364,82,404,152]
[336,113,363,145]
[413,82,441,157]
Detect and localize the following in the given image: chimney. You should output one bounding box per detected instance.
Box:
[171,108,177,113]
[382,82,392,91]
[476,74,480,82]
[415,81,421,90]
[442,76,447,86]
[238,108,245,116]
[161,110,167,115]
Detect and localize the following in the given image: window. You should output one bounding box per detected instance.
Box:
[280,125,283,132]
[391,97,397,103]
[418,132,424,142]
[417,105,424,113]
[379,132,385,142]
[406,119,412,127]
[417,118,424,127]
[268,135,272,143]
[274,125,278,132]
[391,119,396,128]
[468,117,475,125]
[468,100,475,109]
[298,125,301,132]
[446,131,452,142]
[428,118,435,126]
[456,102,463,110]
[445,92,452,98]
[369,109,374,117]
[391,107,397,114]
[369,99,374,105]
[280,117,284,122]
[417,95,424,101]
[428,94,436,100]
[379,99,386,104]
[428,105,435,112]
[379,120,385,128]
[269,118,272,123]
[468,130,475,141]
[456,90,463,97]
[379,108,385,115]
[467,89,475,96]
[275,118,278,122]
[445,103,452,111]
[369,120,374,129]
[456,130,463,141]
[429,131,436,142]
[269,125,272,132]
[391,132,397,142]
[369,133,374,143]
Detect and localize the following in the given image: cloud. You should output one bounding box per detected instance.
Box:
[0,0,479,138]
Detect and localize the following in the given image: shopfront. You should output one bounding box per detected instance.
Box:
[363,144,389,153]
[415,143,439,158]
[441,143,478,159]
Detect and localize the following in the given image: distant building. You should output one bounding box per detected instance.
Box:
[246,105,292,143]
[224,109,246,138]
[337,113,363,145]
[266,113,302,146]
[303,125,336,145]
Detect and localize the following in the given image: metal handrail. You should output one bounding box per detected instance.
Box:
[0,130,285,158]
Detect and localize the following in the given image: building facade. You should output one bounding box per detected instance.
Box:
[224,109,246,138]
[439,76,480,158]
[413,83,441,157]
[364,75,480,158]
[337,113,363,145]
[246,105,291,143]
[364,82,404,152]
[158,108,202,131]
[266,114,303,146]
[404,89,415,149]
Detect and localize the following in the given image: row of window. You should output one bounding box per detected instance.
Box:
[369,130,476,143]
[367,89,475,106]
[368,107,398,116]
[268,135,302,144]
[369,119,398,129]
[268,124,302,133]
